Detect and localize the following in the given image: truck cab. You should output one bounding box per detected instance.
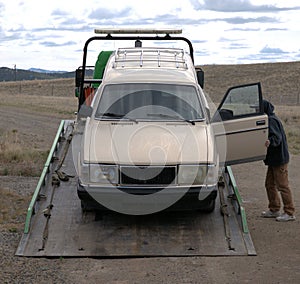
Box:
[75,29,268,215]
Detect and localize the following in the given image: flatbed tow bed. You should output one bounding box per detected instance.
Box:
[16,120,256,257]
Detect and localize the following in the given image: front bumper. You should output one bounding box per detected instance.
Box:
[77,180,217,212]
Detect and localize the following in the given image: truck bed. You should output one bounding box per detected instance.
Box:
[16,120,256,257]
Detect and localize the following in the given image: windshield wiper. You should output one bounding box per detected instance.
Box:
[147,113,197,125]
[101,113,138,123]
[102,112,124,118]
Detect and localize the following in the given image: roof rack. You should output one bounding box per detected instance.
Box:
[113,47,188,69]
[94,28,182,35]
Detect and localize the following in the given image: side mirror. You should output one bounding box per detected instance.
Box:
[78,104,93,118]
[196,68,204,89]
[75,68,83,88]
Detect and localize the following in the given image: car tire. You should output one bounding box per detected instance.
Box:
[81,200,95,212]
[199,198,216,213]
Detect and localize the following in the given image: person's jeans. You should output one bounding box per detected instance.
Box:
[265,164,295,215]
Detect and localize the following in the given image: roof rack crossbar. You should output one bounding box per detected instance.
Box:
[140,50,143,67]
[158,50,160,67]
[114,59,186,65]
[122,50,126,68]
[175,52,178,68]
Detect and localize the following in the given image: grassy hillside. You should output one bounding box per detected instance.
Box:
[0,67,75,82]
[1,61,299,105]
[0,67,94,82]
[0,78,74,97]
[201,61,300,104]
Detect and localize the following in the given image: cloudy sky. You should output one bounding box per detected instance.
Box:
[1,0,300,71]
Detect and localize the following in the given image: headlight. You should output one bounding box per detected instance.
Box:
[89,164,118,184]
[79,161,89,184]
[178,165,207,185]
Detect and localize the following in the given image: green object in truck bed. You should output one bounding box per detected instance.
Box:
[93,50,113,87]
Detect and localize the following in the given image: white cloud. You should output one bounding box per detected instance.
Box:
[0,0,299,70]
[260,45,287,54]
[89,7,132,20]
[190,0,300,12]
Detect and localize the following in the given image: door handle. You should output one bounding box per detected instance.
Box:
[256,120,266,126]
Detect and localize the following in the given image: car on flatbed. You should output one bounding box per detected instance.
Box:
[75,29,268,215]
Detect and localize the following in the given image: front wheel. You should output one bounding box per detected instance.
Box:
[199,198,216,213]
[81,200,95,212]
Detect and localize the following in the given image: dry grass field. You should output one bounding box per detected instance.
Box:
[202,61,300,105]
[0,62,300,283]
[0,78,74,97]
[1,61,299,176]
[0,79,77,176]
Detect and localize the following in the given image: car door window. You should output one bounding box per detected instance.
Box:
[214,83,262,121]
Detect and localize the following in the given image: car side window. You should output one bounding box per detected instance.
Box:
[213,83,262,121]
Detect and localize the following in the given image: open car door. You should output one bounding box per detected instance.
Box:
[212,82,268,166]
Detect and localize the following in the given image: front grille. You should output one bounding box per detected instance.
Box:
[120,166,176,185]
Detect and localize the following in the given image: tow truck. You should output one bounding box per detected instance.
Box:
[16,29,268,257]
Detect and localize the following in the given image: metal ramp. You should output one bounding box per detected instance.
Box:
[16,120,256,257]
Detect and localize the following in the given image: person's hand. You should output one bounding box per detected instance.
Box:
[265,140,270,147]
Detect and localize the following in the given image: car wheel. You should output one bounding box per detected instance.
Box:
[199,198,216,213]
[81,200,95,212]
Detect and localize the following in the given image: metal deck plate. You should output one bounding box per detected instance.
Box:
[16,121,256,257]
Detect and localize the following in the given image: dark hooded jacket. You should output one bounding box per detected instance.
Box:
[263,100,289,166]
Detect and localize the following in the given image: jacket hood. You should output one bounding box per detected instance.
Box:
[263,100,275,116]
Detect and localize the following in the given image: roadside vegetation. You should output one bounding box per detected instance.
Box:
[0,82,77,176]
[0,93,77,118]
[0,129,49,176]
[0,186,30,232]
[277,105,300,155]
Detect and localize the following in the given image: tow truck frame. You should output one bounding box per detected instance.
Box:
[17,29,256,257]
[75,28,205,109]
[16,120,256,257]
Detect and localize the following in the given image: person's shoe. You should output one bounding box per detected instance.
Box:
[276,213,296,222]
[261,210,280,218]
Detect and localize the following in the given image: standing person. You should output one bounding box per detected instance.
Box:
[261,100,296,222]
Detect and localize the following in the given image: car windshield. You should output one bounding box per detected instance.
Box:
[95,83,204,121]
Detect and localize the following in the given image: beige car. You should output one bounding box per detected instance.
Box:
[76,33,268,215]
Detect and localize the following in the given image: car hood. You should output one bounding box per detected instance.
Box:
[84,120,210,165]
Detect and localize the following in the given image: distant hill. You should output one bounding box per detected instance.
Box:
[28,68,68,74]
[0,67,93,82]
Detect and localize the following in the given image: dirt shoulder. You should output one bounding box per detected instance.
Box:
[1,160,299,283]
